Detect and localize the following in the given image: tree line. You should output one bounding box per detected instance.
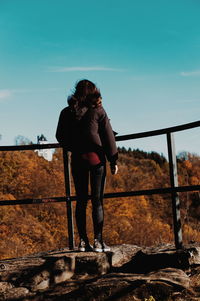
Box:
[0,146,199,259]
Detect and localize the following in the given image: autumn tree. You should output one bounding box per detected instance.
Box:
[0,147,199,259]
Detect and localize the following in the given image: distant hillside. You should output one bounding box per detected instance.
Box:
[0,147,199,259]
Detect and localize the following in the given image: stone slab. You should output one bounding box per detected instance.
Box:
[0,244,200,300]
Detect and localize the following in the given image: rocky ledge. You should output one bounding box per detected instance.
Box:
[0,244,200,300]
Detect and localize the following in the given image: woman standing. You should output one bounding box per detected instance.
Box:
[56,79,118,252]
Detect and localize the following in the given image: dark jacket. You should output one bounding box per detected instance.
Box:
[56,105,118,164]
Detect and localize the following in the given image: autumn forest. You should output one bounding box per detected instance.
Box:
[0,146,200,260]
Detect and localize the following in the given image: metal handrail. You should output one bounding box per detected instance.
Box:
[0,120,200,250]
[0,185,200,206]
[0,120,199,151]
[116,120,200,141]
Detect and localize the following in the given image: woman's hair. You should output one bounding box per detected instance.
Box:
[68,79,102,108]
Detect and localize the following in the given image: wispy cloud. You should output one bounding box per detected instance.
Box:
[180,70,200,77]
[0,89,12,100]
[47,66,124,72]
[177,98,200,104]
[12,88,60,93]
[0,88,59,102]
[131,76,146,81]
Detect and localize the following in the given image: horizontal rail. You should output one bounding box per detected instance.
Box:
[0,184,199,206]
[0,120,199,152]
[0,120,199,250]
[104,184,200,198]
[115,120,200,141]
[0,197,68,206]
[0,143,60,152]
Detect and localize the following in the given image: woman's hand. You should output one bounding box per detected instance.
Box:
[110,164,118,175]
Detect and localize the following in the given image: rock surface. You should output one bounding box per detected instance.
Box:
[0,244,200,300]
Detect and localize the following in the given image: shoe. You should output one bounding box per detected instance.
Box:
[78,239,93,252]
[93,239,111,252]
[102,241,111,252]
[93,239,103,252]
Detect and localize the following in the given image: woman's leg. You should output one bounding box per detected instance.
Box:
[90,164,106,241]
[72,162,89,242]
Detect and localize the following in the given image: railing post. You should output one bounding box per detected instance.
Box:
[62,149,75,250]
[167,133,183,249]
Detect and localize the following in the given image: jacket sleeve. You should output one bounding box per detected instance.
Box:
[98,109,118,164]
[56,110,64,144]
[56,108,72,149]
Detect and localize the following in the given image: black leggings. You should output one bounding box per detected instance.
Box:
[71,158,106,242]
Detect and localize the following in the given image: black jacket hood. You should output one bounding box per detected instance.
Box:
[67,96,88,121]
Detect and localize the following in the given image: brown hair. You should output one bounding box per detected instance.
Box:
[69,79,102,108]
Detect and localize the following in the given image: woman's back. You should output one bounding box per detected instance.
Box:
[56,104,117,162]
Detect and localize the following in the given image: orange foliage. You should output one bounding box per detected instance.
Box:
[0,147,199,259]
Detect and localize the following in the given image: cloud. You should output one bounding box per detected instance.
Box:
[0,89,30,101]
[47,66,124,72]
[0,88,59,101]
[131,76,146,81]
[176,98,200,104]
[12,88,59,93]
[180,70,200,77]
[181,99,200,104]
[0,89,12,100]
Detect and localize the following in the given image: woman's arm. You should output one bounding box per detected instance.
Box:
[98,108,118,168]
[56,108,72,149]
[56,110,65,144]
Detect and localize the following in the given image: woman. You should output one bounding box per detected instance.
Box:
[56,79,118,252]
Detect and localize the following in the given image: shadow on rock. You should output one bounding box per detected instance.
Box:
[113,249,190,274]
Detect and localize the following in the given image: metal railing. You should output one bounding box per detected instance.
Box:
[0,120,200,250]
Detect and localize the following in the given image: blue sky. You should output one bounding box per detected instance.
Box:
[0,0,199,156]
